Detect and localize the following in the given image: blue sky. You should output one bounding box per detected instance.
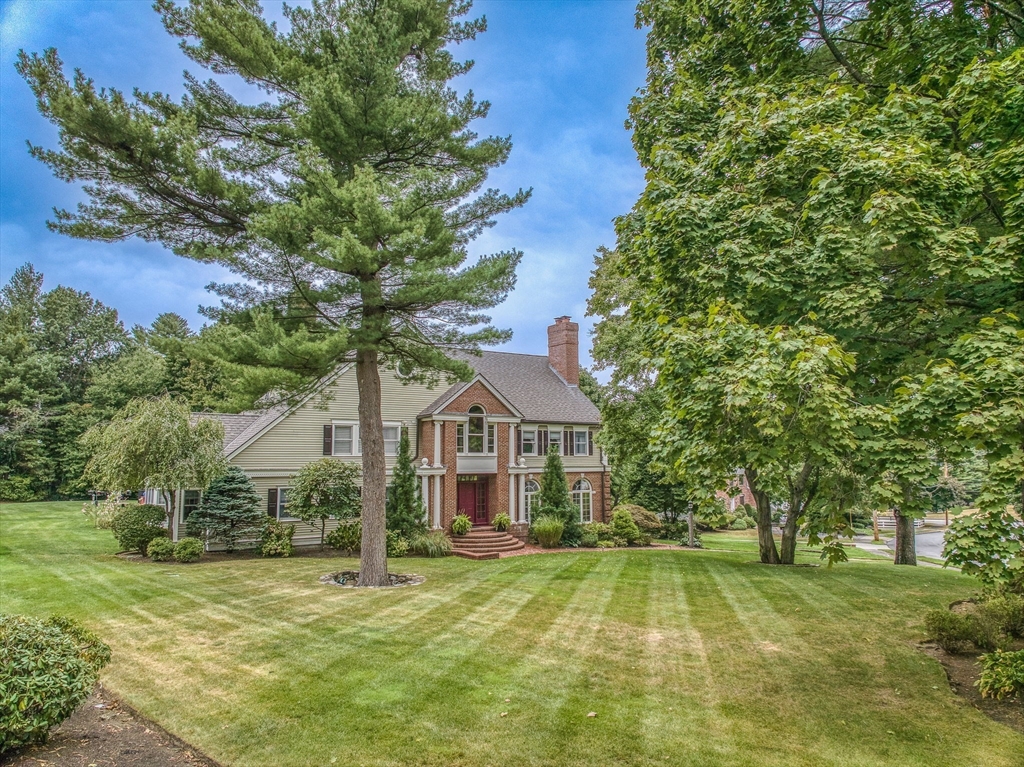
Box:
[0,0,647,365]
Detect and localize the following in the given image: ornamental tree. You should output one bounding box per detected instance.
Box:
[288,458,361,548]
[385,427,425,539]
[616,0,1022,564]
[187,466,264,552]
[80,395,225,524]
[18,0,528,587]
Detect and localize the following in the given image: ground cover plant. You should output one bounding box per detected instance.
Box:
[1,501,1022,766]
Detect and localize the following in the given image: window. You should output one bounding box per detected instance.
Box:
[521,428,536,455]
[467,405,485,453]
[573,479,593,523]
[456,423,465,452]
[383,424,400,456]
[574,430,589,456]
[182,490,201,521]
[548,429,562,456]
[277,488,297,520]
[524,480,540,523]
[333,424,355,455]
[487,423,495,453]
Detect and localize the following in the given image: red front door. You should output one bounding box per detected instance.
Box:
[457,478,488,525]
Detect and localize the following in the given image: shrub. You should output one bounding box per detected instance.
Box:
[596,539,617,549]
[261,521,295,557]
[110,503,167,554]
[925,606,1004,654]
[147,537,175,561]
[0,614,111,753]
[730,518,749,530]
[386,530,409,558]
[981,594,1024,638]
[81,497,119,529]
[385,427,426,538]
[533,515,564,548]
[637,532,653,546]
[611,508,643,545]
[173,537,204,563]
[0,476,39,502]
[326,519,361,554]
[408,530,453,558]
[451,514,472,535]
[615,504,662,535]
[580,528,599,548]
[587,522,613,541]
[977,650,1024,700]
[492,513,511,532]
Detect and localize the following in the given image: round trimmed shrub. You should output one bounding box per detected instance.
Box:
[173,537,204,563]
[0,614,111,753]
[325,519,361,554]
[614,504,662,535]
[580,528,599,548]
[730,518,749,530]
[147,537,175,561]
[611,508,643,545]
[451,513,472,535]
[533,515,565,548]
[110,503,167,554]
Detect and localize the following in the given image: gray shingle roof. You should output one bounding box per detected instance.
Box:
[419,351,601,425]
[193,408,286,455]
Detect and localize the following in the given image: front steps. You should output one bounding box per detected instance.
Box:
[450,526,525,560]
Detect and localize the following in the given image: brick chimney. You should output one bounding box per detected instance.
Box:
[547,316,579,385]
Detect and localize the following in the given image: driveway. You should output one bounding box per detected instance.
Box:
[886,529,947,560]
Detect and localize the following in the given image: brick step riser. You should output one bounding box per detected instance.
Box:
[451,545,523,553]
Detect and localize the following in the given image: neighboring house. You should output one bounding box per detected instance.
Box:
[716,469,755,512]
[148,317,610,547]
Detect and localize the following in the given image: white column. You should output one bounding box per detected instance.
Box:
[518,475,526,523]
[433,475,442,529]
[433,420,441,465]
[421,475,429,521]
[508,474,515,521]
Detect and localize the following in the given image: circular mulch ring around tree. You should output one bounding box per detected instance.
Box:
[319,570,425,588]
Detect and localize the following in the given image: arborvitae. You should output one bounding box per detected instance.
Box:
[187,466,263,552]
[537,446,581,546]
[386,428,425,539]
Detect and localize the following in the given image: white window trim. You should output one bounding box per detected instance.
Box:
[331,421,402,456]
[456,415,498,457]
[276,487,299,521]
[524,480,540,523]
[573,479,593,523]
[574,429,589,456]
[521,427,537,456]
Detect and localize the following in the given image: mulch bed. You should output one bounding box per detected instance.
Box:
[1,685,220,767]
[919,642,1024,735]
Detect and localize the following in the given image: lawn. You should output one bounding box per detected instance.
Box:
[2,502,1020,767]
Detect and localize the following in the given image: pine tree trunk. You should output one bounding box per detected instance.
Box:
[746,467,780,564]
[687,507,695,548]
[893,508,917,566]
[356,347,389,586]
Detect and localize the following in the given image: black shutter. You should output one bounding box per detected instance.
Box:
[267,488,278,518]
[540,429,548,455]
[323,425,333,455]
[516,426,522,456]
[564,428,573,456]
[588,430,594,456]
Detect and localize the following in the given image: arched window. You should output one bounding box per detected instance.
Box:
[467,405,485,453]
[572,478,593,523]
[524,479,540,523]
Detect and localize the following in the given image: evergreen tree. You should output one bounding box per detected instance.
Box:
[537,446,581,546]
[187,466,264,552]
[18,0,528,585]
[385,427,424,539]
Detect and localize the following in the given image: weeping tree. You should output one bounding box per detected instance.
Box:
[18,0,528,586]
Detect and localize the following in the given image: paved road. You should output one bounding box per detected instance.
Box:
[885,530,947,560]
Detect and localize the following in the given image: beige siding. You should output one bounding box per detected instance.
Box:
[231,366,445,475]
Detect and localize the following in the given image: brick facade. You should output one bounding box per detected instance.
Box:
[440,381,515,416]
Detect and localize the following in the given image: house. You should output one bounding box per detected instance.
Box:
[148,317,610,548]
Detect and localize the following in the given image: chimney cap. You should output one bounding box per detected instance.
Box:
[554,315,572,323]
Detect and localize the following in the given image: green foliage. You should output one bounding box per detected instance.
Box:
[16,0,530,586]
[81,395,226,519]
[173,537,204,563]
[260,521,295,558]
[611,508,643,546]
[110,503,167,554]
[730,518,749,531]
[943,508,1024,587]
[325,520,362,555]
[386,428,426,539]
[0,614,111,753]
[288,459,361,547]
[451,514,472,535]
[615,504,662,535]
[587,522,613,542]
[532,516,564,549]
[492,512,511,532]
[80,496,119,529]
[537,448,582,545]
[385,530,408,558]
[407,530,453,558]
[977,650,1024,701]
[925,606,1003,654]
[580,528,599,548]
[983,594,1024,639]
[186,467,264,552]
[596,539,617,549]
[147,537,175,562]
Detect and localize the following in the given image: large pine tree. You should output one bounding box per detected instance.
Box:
[18,0,528,585]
